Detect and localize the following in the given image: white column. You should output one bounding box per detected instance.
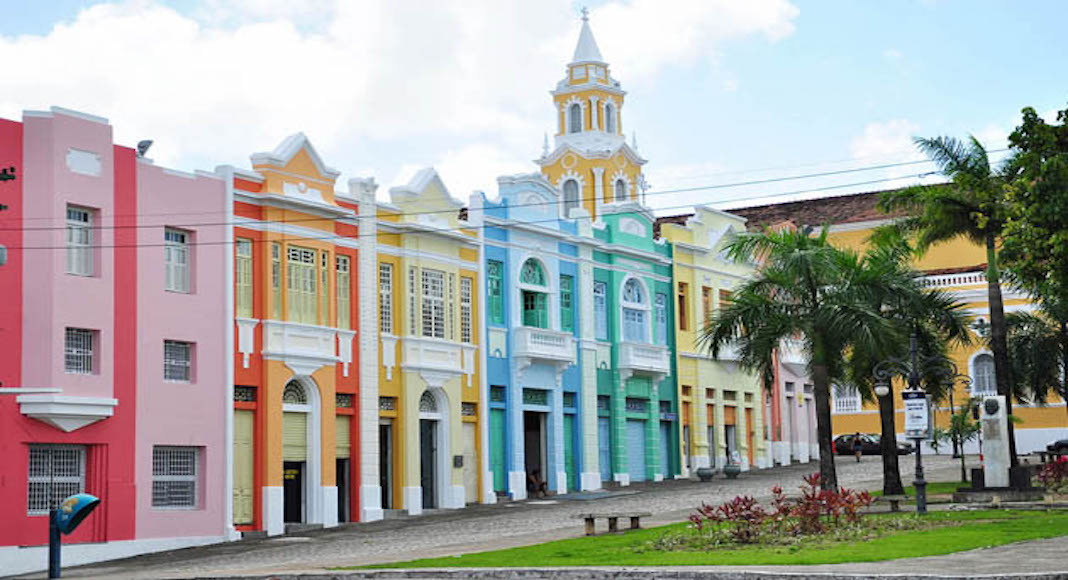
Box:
[592,167,605,219]
[354,177,384,522]
[219,165,240,540]
[577,237,601,490]
[468,194,496,504]
[589,96,600,131]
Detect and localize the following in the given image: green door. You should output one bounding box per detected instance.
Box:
[564,413,577,492]
[490,408,506,492]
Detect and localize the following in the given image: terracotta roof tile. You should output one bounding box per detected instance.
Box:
[728,190,909,231]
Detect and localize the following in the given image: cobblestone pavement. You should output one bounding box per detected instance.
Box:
[18,455,970,579]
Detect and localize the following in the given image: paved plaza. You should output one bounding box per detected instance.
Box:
[11,455,1035,579]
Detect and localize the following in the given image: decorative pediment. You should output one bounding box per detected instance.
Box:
[389,167,465,211]
[250,133,340,181]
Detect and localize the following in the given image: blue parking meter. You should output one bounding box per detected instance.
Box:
[49,493,100,578]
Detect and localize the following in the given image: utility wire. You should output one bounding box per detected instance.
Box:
[0,150,1007,232]
[6,173,931,251]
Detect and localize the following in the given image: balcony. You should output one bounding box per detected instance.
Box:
[400,336,477,386]
[618,341,671,377]
[261,320,349,377]
[714,341,743,362]
[512,327,576,366]
[779,338,807,374]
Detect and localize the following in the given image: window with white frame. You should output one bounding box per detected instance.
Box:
[152,446,199,509]
[28,445,86,515]
[520,259,548,329]
[319,251,329,325]
[972,353,996,394]
[378,262,393,333]
[562,179,580,216]
[460,276,473,343]
[614,179,627,202]
[408,267,417,335]
[286,246,317,324]
[235,239,253,318]
[421,269,445,339]
[336,255,351,330]
[832,383,861,414]
[64,327,95,374]
[568,103,582,133]
[164,340,192,382]
[66,206,93,276]
[164,228,190,292]
[605,103,616,134]
[593,281,608,340]
[621,278,648,343]
[271,243,282,319]
[654,293,667,344]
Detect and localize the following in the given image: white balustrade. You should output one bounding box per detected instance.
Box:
[513,327,576,365]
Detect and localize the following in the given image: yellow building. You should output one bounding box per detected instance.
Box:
[658,207,770,473]
[372,168,487,514]
[538,11,646,220]
[733,191,1067,454]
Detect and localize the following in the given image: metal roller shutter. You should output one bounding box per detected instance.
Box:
[283,412,308,461]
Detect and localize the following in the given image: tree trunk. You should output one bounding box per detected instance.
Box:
[878,391,905,495]
[985,234,1019,466]
[811,362,837,491]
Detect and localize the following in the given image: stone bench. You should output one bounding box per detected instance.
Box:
[573,512,652,536]
[877,494,909,512]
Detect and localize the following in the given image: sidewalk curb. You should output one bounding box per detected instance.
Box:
[191,569,1068,580]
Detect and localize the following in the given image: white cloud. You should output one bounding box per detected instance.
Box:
[849,119,922,161]
[0,0,799,196]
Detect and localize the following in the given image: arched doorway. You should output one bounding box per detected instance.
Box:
[281,379,321,524]
[418,390,446,510]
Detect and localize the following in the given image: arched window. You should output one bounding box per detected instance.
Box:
[621,278,648,343]
[568,103,582,134]
[520,259,548,329]
[419,390,438,413]
[562,179,580,216]
[614,179,627,202]
[605,103,616,134]
[283,380,307,405]
[972,353,996,394]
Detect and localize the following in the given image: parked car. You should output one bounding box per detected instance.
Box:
[1047,438,1068,454]
[833,433,914,456]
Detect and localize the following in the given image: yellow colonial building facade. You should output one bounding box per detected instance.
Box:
[658,207,769,474]
[734,191,1066,454]
[373,168,488,514]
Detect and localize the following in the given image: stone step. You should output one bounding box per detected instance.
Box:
[240,530,268,540]
[283,523,324,534]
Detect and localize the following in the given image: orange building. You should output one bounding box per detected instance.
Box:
[219,134,372,535]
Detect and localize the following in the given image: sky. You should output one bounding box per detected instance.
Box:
[0,0,1065,212]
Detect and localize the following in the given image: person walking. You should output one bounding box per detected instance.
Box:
[852,432,864,463]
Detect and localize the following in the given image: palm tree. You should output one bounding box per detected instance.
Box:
[700,227,896,490]
[879,136,1021,465]
[844,229,971,495]
[1006,299,1068,423]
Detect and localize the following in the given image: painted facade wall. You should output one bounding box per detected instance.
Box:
[375,169,487,514]
[825,221,1067,454]
[659,207,770,474]
[0,107,230,576]
[479,173,587,498]
[222,134,361,535]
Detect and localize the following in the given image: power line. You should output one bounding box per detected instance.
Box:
[0,150,1007,233]
[5,172,931,251]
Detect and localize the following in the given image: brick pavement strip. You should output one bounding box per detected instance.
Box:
[16,455,1067,580]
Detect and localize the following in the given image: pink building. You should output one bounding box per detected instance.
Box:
[0,107,232,575]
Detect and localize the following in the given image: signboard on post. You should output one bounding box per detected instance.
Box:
[902,390,930,439]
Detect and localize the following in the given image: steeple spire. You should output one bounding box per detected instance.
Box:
[571,7,604,64]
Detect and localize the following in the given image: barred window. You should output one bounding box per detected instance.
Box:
[408,267,417,335]
[164,340,192,382]
[64,328,95,374]
[378,263,393,334]
[66,206,93,276]
[164,228,190,293]
[447,272,456,341]
[460,276,473,343]
[421,269,445,339]
[235,239,253,318]
[336,255,351,330]
[152,446,199,509]
[287,246,317,324]
[319,251,329,326]
[28,445,86,515]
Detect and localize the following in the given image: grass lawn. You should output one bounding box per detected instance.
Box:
[354,510,1068,569]
[870,481,964,497]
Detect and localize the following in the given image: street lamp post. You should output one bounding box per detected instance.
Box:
[873,330,964,515]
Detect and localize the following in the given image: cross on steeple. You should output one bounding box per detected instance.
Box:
[581,6,589,22]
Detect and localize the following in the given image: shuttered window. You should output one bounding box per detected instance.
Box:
[487,260,503,324]
[421,269,445,339]
[460,276,473,343]
[336,255,351,330]
[165,229,190,293]
[286,246,317,324]
[235,239,253,318]
[66,206,93,276]
[379,262,393,333]
[560,275,574,332]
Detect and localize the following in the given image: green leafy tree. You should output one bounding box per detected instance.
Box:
[700,227,897,490]
[1002,105,1068,313]
[844,228,970,495]
[1006,307,1068,423]
[879,136,1021,466]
